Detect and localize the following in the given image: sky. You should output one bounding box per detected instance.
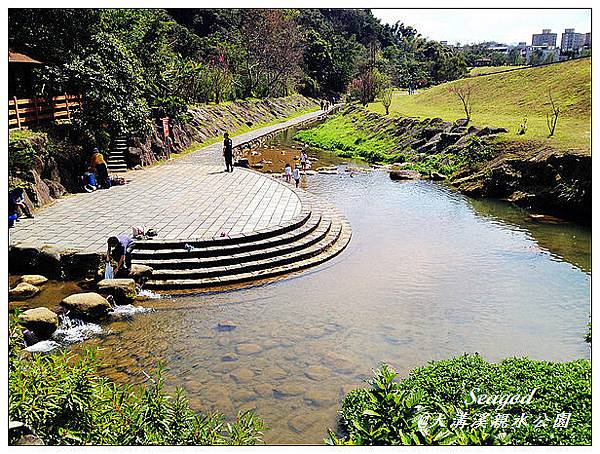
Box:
[373,9,591,46]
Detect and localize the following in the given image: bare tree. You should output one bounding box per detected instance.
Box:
[240,9,303,98]
[448,82,474,124]
[381,87,394,115]
[546,91,560,137]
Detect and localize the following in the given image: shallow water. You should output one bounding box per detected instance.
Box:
[63,133,590,444]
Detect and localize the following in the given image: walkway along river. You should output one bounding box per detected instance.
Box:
[13,124,590,444]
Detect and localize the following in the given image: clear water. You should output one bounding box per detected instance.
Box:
[64,133,590,444]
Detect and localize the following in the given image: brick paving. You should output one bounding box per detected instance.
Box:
[9,109,326,252]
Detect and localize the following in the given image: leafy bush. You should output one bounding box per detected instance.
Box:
[332,356,590,445]
[9,317,265,445]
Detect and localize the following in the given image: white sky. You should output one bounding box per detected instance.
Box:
[373,9,591,46]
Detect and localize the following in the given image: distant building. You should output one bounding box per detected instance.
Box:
[584,32,592,49]
[561,28,585,52]
[532,29,557,47]
[474,58,492,67]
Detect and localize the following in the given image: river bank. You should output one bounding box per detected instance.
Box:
[294,104,590,221]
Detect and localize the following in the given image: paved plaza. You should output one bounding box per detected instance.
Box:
[9,110,325,252]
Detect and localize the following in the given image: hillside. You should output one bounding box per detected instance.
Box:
[368,58,591,150]
[468,65,526,76]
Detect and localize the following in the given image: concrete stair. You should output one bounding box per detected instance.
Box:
[133,194,351,290]
[107,137,128,173]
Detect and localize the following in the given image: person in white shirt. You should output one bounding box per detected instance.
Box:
[284,163,292,183]
[293,165,301,188]
[300,151,308,171]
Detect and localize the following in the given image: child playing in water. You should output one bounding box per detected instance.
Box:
[284,163,292,183]
[293,165,301,188]
[300,150,308,171]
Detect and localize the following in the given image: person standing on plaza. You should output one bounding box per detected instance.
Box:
[284,162,292,183]
[163,135,173,160]
[223,132,234,172]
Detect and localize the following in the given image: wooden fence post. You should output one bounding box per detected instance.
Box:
[33,97,39,124]
[13,96,21,129]
[64,92,71,121]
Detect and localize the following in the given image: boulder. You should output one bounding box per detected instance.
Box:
[9,243,41,274]
[20,275,48,286]
[129,264,153,283]
[60,292,112,321]
[9,282,40,300]
[454,118,469,128]
[389,169,421,181]
[61,251,103,280]
[37,245,62,279]
[477,126,509,136]
[97,278,137,305]
[18,307,59,339]
[429,171,447,181]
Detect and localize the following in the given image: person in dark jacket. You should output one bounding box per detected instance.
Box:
[9,188,34,227]
[223,132,233,172]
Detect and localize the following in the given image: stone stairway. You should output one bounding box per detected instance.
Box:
[132,193,351,290]
[107,136,128,173]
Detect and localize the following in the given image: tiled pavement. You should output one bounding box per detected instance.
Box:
[9,109,327,253]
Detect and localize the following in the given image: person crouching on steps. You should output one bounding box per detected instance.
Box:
[223,132,234,172]
[107,235,135,277]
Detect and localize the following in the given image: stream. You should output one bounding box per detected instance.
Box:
[21,126,591,444]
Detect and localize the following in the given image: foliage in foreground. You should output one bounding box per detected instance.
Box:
[9,317,264,445]
[331,356,590,445]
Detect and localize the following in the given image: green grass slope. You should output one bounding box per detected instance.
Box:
[369,58,591,150]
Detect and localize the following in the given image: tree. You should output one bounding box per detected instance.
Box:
[381,87,394,115]
[507,48,524,66]
[448,82,474,124]
[546,91,560,137]
[239,9,303,97]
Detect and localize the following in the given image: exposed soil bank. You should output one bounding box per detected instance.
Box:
[295,105,590,220]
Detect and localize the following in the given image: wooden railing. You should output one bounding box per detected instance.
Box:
[9,94,82,129]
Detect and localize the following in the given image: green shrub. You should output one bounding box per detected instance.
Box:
[9,317,265,445]
[332,356,590,445]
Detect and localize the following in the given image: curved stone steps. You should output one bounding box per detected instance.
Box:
[144,217,350,290]
[132,211,320,260]
[135,217,332,271]
[134,209,312,250]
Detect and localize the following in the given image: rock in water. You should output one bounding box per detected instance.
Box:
[389,169,421,181]
[217,320,237,331]
[18,307,59,339]
[9,282,40,300]
[129,264,153,283]
[429,171,447,181]
[230,367,255,383]
[235,343,262,355]
[20,275,48,286]
[97,278,137,305]
[60,292,112,321]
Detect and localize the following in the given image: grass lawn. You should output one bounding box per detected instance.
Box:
[369,58,590,151]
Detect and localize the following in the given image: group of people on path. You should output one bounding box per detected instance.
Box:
[284,150,308,188]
